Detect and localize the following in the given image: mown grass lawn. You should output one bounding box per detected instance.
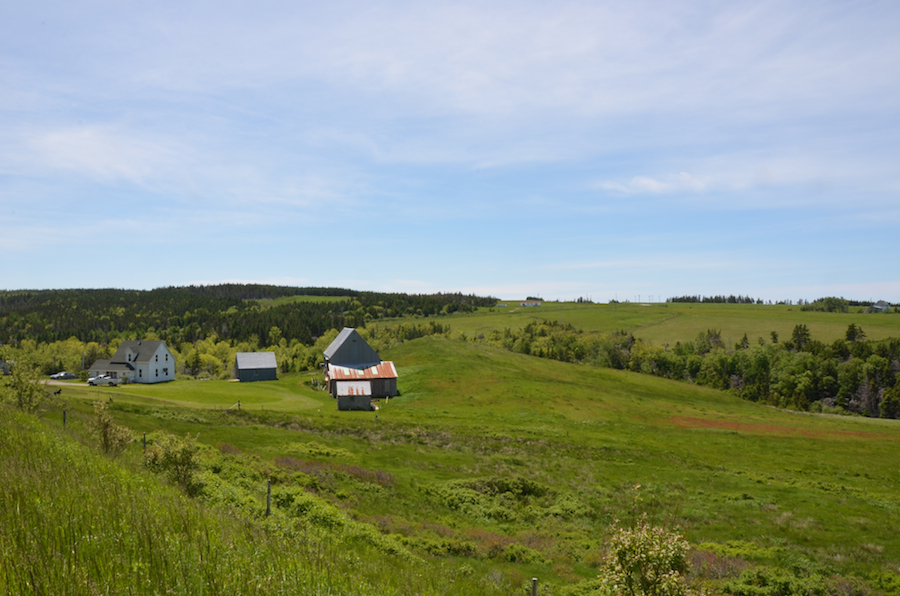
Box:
[69,374,324,411]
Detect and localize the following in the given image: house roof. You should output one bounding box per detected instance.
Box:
[323,328,381,366]
[90,361,133,373]
[111,340,170,364]
[235,352,278,370]
[328,361,397,381]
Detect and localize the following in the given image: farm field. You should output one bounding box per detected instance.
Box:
[425,301,900,346]
[254,294,352,307]
[36,334,900,594]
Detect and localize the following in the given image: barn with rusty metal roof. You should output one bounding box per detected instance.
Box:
[323,328,398,410]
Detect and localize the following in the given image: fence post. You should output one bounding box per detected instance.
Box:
[143,432,147,452]
[63,409,66,428]
[532,577,538,596]
[266,478,272,517]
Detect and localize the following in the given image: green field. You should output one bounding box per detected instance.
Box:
[254,294,352,307]
[30,331,900,594]
[427,301,900,345]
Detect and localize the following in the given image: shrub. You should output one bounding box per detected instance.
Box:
[143,432,203,496]
[93,401,132,456]
[503,542,546,564]
[596,514,697,596]
[1,356,46,413]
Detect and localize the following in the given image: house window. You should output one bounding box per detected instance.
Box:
[163,368,169,376]
[166,354,168,361]
[155,355,158,362]
[139,370,142,378]
[156,369,159,377]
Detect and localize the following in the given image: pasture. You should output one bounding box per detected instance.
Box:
[254,294,351,307]
[49,334,900,593]
[432,301,900,345]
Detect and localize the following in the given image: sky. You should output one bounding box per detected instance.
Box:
[2,1,898,302]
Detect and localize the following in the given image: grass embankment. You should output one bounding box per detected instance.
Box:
[0,405,508,595]
[44,336,900,593]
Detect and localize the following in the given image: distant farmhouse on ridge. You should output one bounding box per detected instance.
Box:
[323,328,398,411]
[89,340,175,384]
[869,300,893,313]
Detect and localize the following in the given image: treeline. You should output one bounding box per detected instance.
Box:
[3,321,455,381]
[484,320,900,419]
[800,297,850,313]
[668,295,763,304]
[0,286,495,346]
[667,295,895,310]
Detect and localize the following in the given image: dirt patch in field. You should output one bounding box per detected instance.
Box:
[668,416,896,440]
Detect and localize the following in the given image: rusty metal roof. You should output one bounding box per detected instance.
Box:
[328,361,397,380]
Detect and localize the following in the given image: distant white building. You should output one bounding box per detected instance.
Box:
[869,300,892,313]
[89,340,175,384]
[521,301,542,307]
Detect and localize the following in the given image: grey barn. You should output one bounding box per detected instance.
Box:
[323,328,398,411]
[235,352,278,382]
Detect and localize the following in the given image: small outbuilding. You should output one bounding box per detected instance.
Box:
[0,360,10,375]
[235,352,278,382]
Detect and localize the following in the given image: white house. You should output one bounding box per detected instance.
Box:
[89,340,175,384]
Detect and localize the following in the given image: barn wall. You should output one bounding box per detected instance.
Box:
[238,367,278,382]
[370,378,398,398]
[337,395,374,411]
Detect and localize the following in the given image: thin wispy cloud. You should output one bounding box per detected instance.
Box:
[28,126,181,183]
[596,172,707,195]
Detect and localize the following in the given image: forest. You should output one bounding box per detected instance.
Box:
[0,285,495,346]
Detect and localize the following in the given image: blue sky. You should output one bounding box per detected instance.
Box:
[2,1,898,302]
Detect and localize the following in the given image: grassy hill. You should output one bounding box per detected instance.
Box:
[15,335,900,594]
[431,301,900,345]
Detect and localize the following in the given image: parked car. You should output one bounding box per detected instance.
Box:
[50,371,77,380]
[87,375,121,386]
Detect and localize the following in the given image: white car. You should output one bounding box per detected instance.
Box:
[87,375,121,386]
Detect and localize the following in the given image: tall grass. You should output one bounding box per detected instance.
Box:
[0,407,507,595]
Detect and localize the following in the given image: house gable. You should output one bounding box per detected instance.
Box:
[107,340,175,383]
[323,328,381,367]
